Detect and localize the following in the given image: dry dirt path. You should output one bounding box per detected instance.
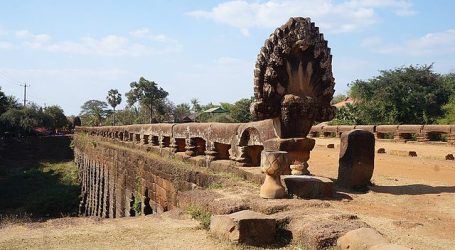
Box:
[309,138,455,250]
[0,212,233,250]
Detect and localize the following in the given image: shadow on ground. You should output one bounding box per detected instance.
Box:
[0,136,79,220]
[371,184,455,195]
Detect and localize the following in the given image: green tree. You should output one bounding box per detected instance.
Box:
[329,103,361,125]
[174,103,191,122]
[126,77,168,123]
[438,98,455,124]
[190,98,202,113]
[106,89,122,125]
[350,65,452,124]
[79,100,108,126]
[44,105,68,131]
[230,97,254,123]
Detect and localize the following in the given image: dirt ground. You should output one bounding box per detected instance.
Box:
[0,212,235,250]
[309,138,455,250]
[0,138,454,250]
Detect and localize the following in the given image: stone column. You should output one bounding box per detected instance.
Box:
[337,129,375,189]
[205,141,217,166]
[185,137,196,156]
[260,150,288,199]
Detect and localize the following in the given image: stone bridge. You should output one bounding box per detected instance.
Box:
[74,120,284,217]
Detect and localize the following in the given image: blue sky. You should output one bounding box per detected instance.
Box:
[0,0,454,115]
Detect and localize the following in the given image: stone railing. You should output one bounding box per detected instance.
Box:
[309,124,455,144]
[75,119,279,167]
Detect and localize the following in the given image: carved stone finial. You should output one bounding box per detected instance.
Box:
[251,17,336,138]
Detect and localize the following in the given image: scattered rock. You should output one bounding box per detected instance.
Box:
[338,130,375,189]
[210,210,276,246]
[337,227,387,250]
[283,175,333,199]
[408,151,417,157]
[377,148,386,154]
[327,144,335,148]
[446,154,454,160]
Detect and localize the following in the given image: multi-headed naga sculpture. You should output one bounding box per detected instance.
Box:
[251,17,336,198]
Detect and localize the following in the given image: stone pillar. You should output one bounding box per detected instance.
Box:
[337,129,375,189]
[205,141,217,166]
[260,150,288,199]
[185,137,196,156]
[169,138,178,153]
[263,138,315,175]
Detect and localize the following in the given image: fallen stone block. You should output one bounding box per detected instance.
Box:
[377,148,386,154]
[337,227,387,250]
[338,129,375,189]
[446,154,454,160]
[210,210,276,246]
[289,213,368,249]
[283,175,333,199]
[408,151,417,157]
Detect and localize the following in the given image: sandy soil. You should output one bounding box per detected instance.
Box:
[0,212,233,250]
[309,138,455,250]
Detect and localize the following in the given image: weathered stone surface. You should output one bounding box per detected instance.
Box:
[369,243,411,250]
[210,210,276,246]
[338,129,375,189]
[260,151,288,199]
[337,228,387,250]
[283,175,333,199]
[250,17,336,138]
[289,213,368,250]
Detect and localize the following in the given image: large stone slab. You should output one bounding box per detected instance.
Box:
[283,175,333,199]
[338,129,375,189]
[209,210,276,246]
[337,228,387,250]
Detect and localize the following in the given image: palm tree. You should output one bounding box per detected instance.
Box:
[106,89,122,125]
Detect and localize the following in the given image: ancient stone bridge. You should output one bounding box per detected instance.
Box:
[74,120,285,217]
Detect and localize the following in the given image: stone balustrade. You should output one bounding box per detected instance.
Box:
[75,119,279,167]
[309,124,455,144]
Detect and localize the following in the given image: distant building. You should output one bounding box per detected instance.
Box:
[334,97,354,109]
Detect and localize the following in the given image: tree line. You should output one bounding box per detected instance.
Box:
[0,87,76,137]
[330,65,455,125]
[79,77,255,126]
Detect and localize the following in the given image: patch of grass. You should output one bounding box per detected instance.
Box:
[0,161,80,219]
[207,182,223,189]
[186,204,212,230]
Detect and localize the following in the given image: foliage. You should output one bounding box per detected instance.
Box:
[126,77,169,123]
[438,98,455,124]
[350,65,453,124]
[44,105,68,131]
[186,204,212,230]
[0,104,49,135]
[106,89,122,125]
[329,103,361,125]
[331,94,347,105]
[229,97,254,123]
[174,103,191,122]
[79,100,109,126]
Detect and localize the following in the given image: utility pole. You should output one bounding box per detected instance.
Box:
[19,83,30,107]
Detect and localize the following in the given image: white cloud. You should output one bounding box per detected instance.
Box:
[188,0,415,36]
[363,29,455,56]
[13,29,182,56]
[0,41,13,49]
